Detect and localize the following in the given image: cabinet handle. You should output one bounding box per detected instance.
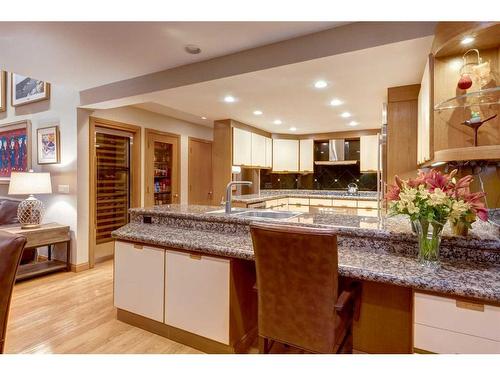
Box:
[456,299,484,312]
[134,244,143,250]
[189,253,202,260]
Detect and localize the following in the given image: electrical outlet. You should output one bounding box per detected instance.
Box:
[58,185,70,194]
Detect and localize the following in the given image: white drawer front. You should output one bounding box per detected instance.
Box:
[288,204,310,213]
[309,198,332,207]
[357,200,379,209]
[288,197,309,206]
[414,292,500,342]
[165,250,230,344]
[415,323,500,354]
[332,199,357,208]
[265,199,278,208]
[114,241,165,322]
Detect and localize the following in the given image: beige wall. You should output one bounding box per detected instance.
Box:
[76,105,213,266]
[0,77,80,264]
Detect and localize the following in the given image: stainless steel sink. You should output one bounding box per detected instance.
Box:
[233,210,302,220]
[205,208,302,221]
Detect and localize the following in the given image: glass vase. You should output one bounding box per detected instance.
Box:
[412,219,445,269]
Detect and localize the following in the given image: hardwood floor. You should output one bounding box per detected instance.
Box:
[5,260,200,354]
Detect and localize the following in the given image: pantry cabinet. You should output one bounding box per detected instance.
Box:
[272,139,299,172]
[299,139,314,173]
[232,127,252,166]
[360,135,379,172]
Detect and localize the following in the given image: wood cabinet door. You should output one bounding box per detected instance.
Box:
[251,133,266,167]
[272,139,299,172]
[232,127,252,166]
[299,139,314,172]
[114,241,165,322]
[165,250,230,344]
[145,129,180,206]
[360,135,379,172]
[188,138,213,205]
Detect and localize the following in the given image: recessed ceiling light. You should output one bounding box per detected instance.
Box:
[348,121,358,127]
[201,116,207,120]
[253,110,263,116]
[185,44,202,54]
[340,112,351,118]
[223,95,236,103]
[289,127,297,132]
[330,99,343,106]
[314,80,328,89]
[460,36,475,45]
[273,119,282,125]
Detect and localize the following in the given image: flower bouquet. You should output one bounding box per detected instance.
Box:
[386,169,488,268]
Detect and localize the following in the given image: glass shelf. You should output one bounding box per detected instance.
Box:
[434,86,500,111]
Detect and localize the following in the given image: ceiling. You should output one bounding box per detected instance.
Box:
[135,36,434,134]
[0,21,343,90]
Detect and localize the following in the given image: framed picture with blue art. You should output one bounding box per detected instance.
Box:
[37,125,60,164]
[0,120,32,183]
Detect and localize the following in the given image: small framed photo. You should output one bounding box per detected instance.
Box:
[11,73,50,107]
[37,126,60,165]
[0,120,32,183]
[0,71,6,112]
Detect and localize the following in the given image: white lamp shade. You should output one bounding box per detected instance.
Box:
[8,172,52,195]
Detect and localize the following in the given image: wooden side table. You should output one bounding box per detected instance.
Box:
[1,223,71,281]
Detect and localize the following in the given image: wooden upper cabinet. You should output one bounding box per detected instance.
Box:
[232,127,252,166]
[299,139,314,173]
[251,132,266,167]
[265,137,273,168]
[273,139,299,172]
[360,135,380,173]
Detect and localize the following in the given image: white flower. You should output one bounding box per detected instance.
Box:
[406,201,420,214]
[449,200,471,222]
[428,188,448,206]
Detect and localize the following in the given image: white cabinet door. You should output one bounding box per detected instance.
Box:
[265,137,273,168]
[299,139,314,173]
[232,127,252,166]
[360,135,379,172]
[251,133,266,167]
[114,241,165,322]
[272,139,299,172]
[165,250,230,344]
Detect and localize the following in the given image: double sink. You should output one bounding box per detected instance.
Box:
[206,208,302,221]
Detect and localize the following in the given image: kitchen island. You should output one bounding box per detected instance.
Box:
[112,204,500,354]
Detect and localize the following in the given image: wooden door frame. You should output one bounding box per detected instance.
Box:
[144,128,181,207]
[89,117,142,269]
[188,137,213,205]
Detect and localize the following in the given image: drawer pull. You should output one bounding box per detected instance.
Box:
[133,244,143,250]
[456,300,484,312]
[189,253,202,260]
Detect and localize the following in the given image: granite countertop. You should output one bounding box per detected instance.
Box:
[127,204,500,250]
[113,221,500,302]
[232,189,379,203]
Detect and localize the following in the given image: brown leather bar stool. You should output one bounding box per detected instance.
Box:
[250,222,360,354]
[0,231,27,354]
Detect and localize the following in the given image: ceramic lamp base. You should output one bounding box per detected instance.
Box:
[17,195,44,229]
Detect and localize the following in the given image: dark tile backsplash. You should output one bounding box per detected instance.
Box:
[260,164,377,191]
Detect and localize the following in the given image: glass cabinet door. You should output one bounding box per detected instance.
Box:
[153,141,173,205]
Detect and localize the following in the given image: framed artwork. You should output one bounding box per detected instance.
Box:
[37,125,60,164]
[11,73,50,107]
[0,71,6,112]
[0,120,32,183]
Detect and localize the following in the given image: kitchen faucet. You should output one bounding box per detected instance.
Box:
[225,181,252,214]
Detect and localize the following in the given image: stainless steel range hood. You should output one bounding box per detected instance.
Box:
[314,139,359,166]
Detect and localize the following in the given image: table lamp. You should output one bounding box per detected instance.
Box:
[8,171,52,229]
